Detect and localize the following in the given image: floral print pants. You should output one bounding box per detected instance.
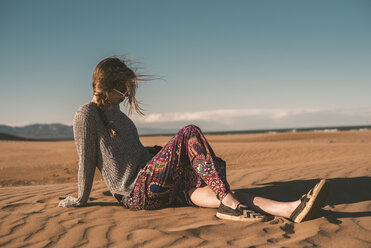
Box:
[120,125,230,210]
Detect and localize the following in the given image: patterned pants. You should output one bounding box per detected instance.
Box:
[120,125,230,210]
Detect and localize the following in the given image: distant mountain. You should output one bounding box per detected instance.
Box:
[0,124,176,140]
[0,132,31,141]
[0,124,74,140]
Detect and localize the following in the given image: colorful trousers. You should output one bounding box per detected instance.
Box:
[120,125,230,210]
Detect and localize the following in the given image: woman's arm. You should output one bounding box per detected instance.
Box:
[59,109,97,207]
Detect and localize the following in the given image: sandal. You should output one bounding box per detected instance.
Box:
[216,203,266,222]
[290,179,330,223]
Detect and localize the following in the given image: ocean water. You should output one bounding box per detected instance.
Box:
[202,125,371,136]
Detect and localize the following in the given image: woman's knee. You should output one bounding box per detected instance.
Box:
[183,124,202,133]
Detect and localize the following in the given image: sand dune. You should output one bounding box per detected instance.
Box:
[0,130,370,247]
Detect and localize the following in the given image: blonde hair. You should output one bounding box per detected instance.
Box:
[92,56,144,137]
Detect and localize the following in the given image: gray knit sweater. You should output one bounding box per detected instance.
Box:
[58,102,152,207]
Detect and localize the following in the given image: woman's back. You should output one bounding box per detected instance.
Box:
[70,102,152,206]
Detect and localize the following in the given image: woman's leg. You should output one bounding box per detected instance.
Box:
[187,187,220,208]
[182,125,231,202]
[189,186,300,218]
[176,125,296,215]
[233,191,300,218]
[172,125,327,222]
[177,125,251,211]
[123,125,234,210]
[154,125,230,202]
[124,124,294,215]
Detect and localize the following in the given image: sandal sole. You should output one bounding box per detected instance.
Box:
[216,212,265,222]
[293,179,330,223]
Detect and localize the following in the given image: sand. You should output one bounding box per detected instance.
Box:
[0,130,370,247]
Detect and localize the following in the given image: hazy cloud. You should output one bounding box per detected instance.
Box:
[133,107,371,131]
[135,109,318,123]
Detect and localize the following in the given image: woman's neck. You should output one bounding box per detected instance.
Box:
[91,95,99,104]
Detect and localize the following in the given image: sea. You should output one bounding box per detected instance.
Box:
[141,125,371,136]
[203,125,371,135]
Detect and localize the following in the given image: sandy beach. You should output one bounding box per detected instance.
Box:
[0,130,370,247]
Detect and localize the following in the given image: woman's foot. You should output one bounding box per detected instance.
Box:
[289,179,330,223]
[221,192,240,209]
[216,202,266,222]
[217,192,266,222]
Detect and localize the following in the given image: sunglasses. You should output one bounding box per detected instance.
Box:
[113,88,128,98]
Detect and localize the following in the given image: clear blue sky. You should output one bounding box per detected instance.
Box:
[1,0,370,131]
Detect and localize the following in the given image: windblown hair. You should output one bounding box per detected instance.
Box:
[92,56,144,137]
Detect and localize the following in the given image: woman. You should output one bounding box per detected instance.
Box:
[59,56,329,223]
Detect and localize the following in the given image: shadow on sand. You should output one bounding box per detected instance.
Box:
[234,176,371,223]
[83,177,371,220]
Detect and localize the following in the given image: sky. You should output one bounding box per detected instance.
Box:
[1,0,370,131]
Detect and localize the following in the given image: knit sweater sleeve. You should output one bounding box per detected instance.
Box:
[59,108,97,207]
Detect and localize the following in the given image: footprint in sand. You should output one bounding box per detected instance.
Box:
[266,238,279,243]
[280,223,295,234]
[269,217,285,224]
[262,227,274,233]
[282,233,291,239]
[280,223,295,239]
